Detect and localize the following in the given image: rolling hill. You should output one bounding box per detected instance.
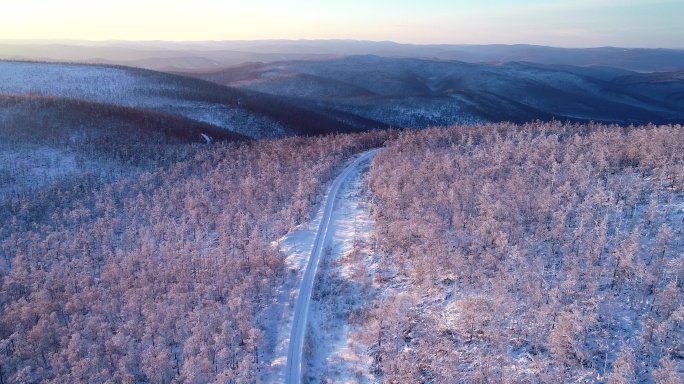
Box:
[188,55,684,127]
[0,60,378,139]
[3,51,684,138]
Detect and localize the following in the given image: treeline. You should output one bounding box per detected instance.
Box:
[0,131,386,383]
[0,95,246,145]
[361,122,684,382]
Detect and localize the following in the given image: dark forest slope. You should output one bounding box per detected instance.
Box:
[189,56,684,127]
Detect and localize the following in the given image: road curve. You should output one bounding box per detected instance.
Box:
[285,149,378,384]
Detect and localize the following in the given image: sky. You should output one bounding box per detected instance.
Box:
[1,0,683,48]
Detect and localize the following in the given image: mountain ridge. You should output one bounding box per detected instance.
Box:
[3,40,684,72]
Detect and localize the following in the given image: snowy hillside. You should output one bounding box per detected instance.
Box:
[0,94,247,196]
[193,55,684,127]
[5,58,681,138]
[0,61,291,138]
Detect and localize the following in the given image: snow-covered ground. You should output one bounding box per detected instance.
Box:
[0,143,121,197]
[0,61,287,138]
[258,152,378,383]
[259,192,326,383]
[0,61,143,103]
[304,158,379,383]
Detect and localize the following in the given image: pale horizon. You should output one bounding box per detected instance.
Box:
[2,0,683,49]
[3,37,684,51]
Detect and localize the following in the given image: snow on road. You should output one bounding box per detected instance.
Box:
[304,153,380,383]
[259,150,378,383]
[284,150,378,384]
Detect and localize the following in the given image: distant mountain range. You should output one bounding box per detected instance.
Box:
[2,39,684,72]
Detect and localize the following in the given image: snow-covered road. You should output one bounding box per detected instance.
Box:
[285,149,378,384]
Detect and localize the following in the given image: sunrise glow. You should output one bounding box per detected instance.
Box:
[1,0,683,48]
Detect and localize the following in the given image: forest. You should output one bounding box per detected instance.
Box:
[357,122,684,383]
[1,120,683,383]
[0,130,384,383]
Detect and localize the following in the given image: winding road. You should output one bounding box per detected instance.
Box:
[284,149,378,384]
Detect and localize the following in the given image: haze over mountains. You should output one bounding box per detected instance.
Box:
[3,40,684,72]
